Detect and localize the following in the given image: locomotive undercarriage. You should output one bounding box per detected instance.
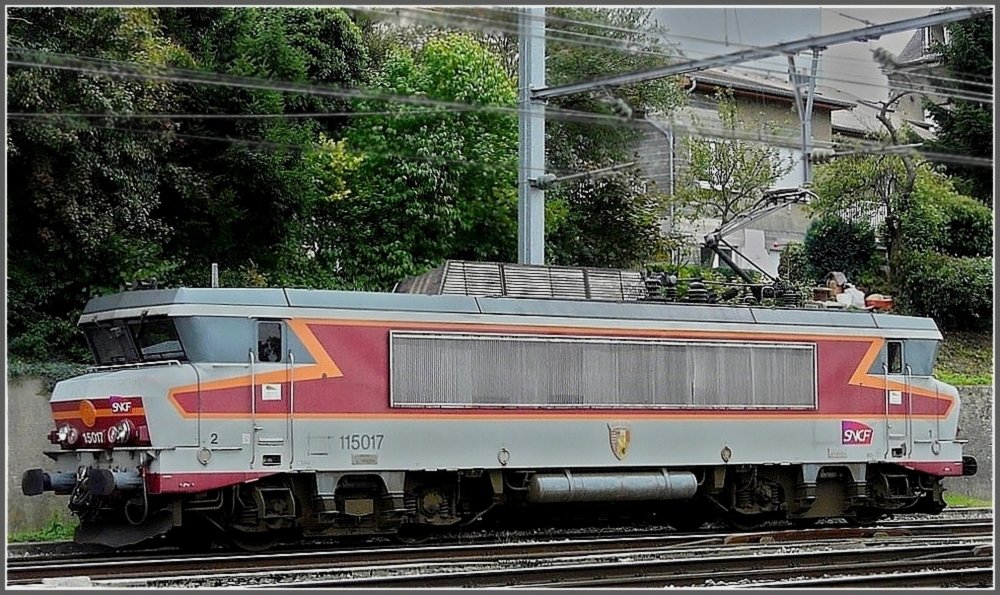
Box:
[60,462,949,550]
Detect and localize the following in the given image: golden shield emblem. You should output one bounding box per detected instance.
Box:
[608,423,631,461]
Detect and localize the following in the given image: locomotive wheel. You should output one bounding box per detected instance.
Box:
[789,517,819,529]
[395,523,432,544]
[228,529,281,552]
[845,509,885,527]
[726,512,765,531]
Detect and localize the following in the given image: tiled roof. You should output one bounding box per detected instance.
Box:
[688,67,856,110]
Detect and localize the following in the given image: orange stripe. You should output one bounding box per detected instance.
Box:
[168,319,342,418]
[53,408,146,420]
[167,317,955,420]
[293,317,878,342]
[194,411,944,421]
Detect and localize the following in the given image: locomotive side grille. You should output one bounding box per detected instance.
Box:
[390,333,816,409]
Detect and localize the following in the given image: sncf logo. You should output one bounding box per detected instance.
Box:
[842,420,874,445]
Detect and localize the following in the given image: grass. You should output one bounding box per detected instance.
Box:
[935,331,993,386]
[8,514,78,543]
[944,492,993,508]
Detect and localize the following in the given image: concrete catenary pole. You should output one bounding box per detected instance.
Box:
[518,7,546,265]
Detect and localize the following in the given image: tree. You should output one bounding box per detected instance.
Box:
[671,91,794,225]
[6,7,372,360]
[153,7,369,286]
[351,7,689,270]
[810,154,988,263]
[810,152,993,328]
[802,217,878,282]
[923,14,993,205]
[299,33,520,290]
[543,7,688,268]
[7,7,191,360]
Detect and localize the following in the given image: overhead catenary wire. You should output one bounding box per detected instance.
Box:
[383,4,994,106]
[8,48,992,169]
[377,6,993,105]
[477,5,995,89]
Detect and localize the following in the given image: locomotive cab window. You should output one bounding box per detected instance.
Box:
[128,317,186,362]
[257,322,283,363]
[887,341,903,374]
[84,317,186,365]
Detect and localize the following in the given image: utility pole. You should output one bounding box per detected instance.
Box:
[518,7,546,265]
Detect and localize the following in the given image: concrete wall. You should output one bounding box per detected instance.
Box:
[6,377,74,534]
[944,385,994,502]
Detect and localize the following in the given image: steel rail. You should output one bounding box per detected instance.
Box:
[252,541,993,588]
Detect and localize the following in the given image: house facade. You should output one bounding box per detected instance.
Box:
[642,7,935,278]
[634,67,855,278]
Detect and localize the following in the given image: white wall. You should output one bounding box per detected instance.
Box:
[653,8,823,84]
[653,7,933,109]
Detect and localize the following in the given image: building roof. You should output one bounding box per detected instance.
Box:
[687,67,856,111]
[831,108,936,141]
[898,29,927,64]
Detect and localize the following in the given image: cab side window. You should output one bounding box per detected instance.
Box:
[887,341,903,374]
[257,322,282,363]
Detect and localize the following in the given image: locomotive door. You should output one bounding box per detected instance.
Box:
[882,340,912,458]
[249,320,291,470]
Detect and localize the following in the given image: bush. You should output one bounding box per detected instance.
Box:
[938,193,993,257]
[905,167,993,258]
[8,314,89,363]
[803,216,878,281]
[778,242,813,285]
[894,250,993,332]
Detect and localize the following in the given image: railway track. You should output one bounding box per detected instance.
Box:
[7,515,992,588]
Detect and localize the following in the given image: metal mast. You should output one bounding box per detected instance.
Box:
[517,7,546,265]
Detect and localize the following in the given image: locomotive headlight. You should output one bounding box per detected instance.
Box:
[109,419,134,445]
[57,424,79,446]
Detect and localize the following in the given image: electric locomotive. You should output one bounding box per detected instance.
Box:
[21,260,977,549]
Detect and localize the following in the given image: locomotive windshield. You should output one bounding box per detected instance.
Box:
[84,317,187,365]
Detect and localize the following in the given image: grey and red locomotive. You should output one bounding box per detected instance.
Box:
[21,260,977,549]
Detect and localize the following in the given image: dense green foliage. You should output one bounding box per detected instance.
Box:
[924,15,993,205]
[937,194,993,258]
[307,33,520,290]
[8,7,374,360]
[543,7,687,268]
[802,217,878,282]
[777,242,812,286]
[8,8,191,361]
[809,153,992,329]
[894,251,993,332]
[809,151,910,267]
[155,7,370,289]
[8,7,691,363]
